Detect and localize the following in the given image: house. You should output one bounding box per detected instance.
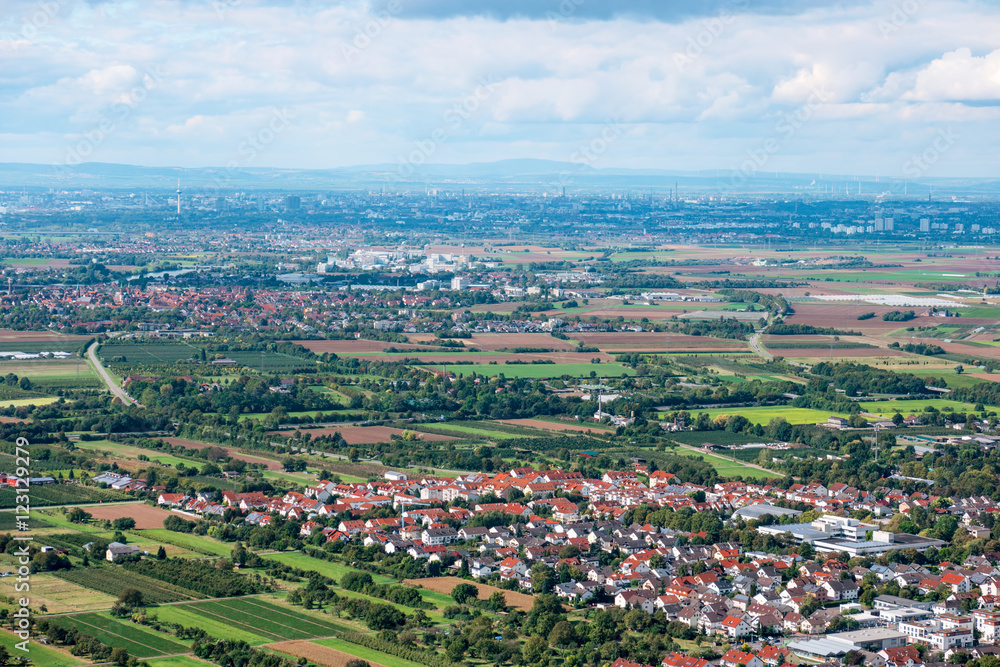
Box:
[106,542,141,561]
[720,649,763,667]
[756,646,791,666]
[878,645,922,667]
[720,615,753,639]
[421,527,458,545]
[661,654,709,667]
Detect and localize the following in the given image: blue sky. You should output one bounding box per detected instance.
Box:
[1,0,998,177]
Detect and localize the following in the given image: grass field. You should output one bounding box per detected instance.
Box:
[662,406,840,425]
[146,657,213,667]
[0,396,59,408]
[263,551,397,584]
[71,439,204,470]
[139,529,235,557]
[153,605,274,645]
[0,628,81,667]
[424,362,636,378]
[858,398,995,417]
[675,447,782,480]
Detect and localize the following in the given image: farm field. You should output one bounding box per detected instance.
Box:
[283,425,457,444]
[21,572,119,614]
[179,597,346,642]
[413,422,527,439]
[139,528,235,557]
[0,628,83,667]
[670,406,841,425]
[403,576,535,611]
[262,551,397,584]
[424,362,636,378]
[50,612,191,658]
[857,398,994,417]
[283,637,423,667]
[673,447,782,480]
[146,657,214,667]
[55,567,207,603]
[86,502,178,529]
[498,417,614,432]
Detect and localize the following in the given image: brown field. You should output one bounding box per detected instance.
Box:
[0,416,26,424]
[575,332,746,351]
[971,374,1000,383]
[499,418,612,433]
[163,437,283,470]
[285,426,457,444]
[408,333,579,352]
[85,502,177,529]
[783,304,929,330]
[267,641,389,667]
[0,330,89,342]
[777,348,905,358]
[356,351,615,364]
[403,576,536,611]
[939,342,1000,359]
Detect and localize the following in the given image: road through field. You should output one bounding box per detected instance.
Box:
[88,340,142,407]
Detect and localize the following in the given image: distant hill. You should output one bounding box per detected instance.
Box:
[1,160,998,195]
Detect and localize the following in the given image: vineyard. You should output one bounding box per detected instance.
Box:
[55,567,207,604]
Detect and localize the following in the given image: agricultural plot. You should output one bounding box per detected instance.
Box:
[424,362,636,378]
[56,567,207,603]
[667,406,840,425]
[675,448,782,480]
[153,605,275,645]
[181,598,345,642]
[403,577,535,611]
[22,572,119,614]
[263,552,397,584]
[51,613,190,658]
[0,627,80,667]
[280,638,424,667]
[136,529,235,557]
[413,422,526,439]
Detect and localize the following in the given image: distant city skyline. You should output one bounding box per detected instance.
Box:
[2,0,999,177]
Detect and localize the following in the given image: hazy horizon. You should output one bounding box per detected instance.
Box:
[2,0,999,179]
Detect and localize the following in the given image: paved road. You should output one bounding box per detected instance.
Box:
[748,332,773,361]
[87,340,142,407]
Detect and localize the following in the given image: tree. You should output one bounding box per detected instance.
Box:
[522,635,548,665]
[452,582,479,605]
[487,590,507,612]
[66,508,92,523]
[548,620,576,647]
[118,588,145,608]
[110,647,130,666]
[156,545,166,560]
[558,544,581,559]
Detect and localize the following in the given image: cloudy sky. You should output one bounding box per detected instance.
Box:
[1,0,998,178]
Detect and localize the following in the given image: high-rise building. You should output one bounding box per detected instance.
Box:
[285,195,301,211]
[920,218,930,232]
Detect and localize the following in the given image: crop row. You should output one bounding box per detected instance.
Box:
[56,567,206,604]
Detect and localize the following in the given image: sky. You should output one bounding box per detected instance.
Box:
[1,0,999,178]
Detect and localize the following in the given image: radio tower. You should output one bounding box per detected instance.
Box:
[176,179,181,215]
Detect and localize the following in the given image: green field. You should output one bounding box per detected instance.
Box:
[56,567,206,604]
[314,637,428,667]
[180,597,346,642]
[0,628,81,667]
[858,398,995,417]
[153,605,273,645]
[425,362,636,378]
[139,529,235,557]
[414,422,526,439]
[665,406,840,425]
[146,657,213,667]
[677,448,782,480]
[263,551,397,584]
[51,612,190,657]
